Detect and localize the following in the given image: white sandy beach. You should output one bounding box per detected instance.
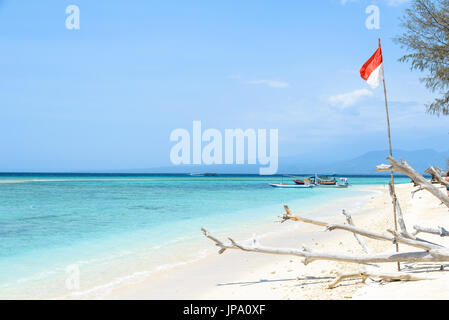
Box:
[103,183,449,300]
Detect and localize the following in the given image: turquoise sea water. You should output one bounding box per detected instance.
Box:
[0,174,410,299]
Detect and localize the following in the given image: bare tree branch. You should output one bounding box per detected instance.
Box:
[377,156,449,208]
[425,166,449,187]
[201,228,449,265]
[328,270,432,289]
[413,225,449,237]
[412,187,425,198]
[388,182,413,239]
[341,210,370,253]
[281,206,442,251]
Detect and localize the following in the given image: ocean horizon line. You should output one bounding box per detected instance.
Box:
[0,171,413,177]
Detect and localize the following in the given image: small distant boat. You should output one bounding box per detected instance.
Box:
[188,173,218,177]
[269,183,314,188]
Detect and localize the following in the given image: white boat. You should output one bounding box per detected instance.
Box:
[336,178,349,188]
[269,183,314,188]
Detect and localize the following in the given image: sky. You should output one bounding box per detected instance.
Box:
[0,0,448,172]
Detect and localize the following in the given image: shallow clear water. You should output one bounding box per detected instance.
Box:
[0,174,410,298]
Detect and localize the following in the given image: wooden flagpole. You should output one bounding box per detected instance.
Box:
[379,38,400,271]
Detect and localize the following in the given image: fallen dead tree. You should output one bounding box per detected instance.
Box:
[328,270,431,289]
[202,156,449,289]
[378,156,449,238]
[202,206,449,265]
[377,156,449,208]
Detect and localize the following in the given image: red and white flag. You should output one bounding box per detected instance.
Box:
[360,40,384,89]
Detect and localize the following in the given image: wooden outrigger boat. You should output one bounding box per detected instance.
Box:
[269,175,348,189]
[293,176,314,185]
[269,183,314,188]
[269,175,314,189]
[294,175,349,188]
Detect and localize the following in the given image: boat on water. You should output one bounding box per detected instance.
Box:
[269,174,349,189]
[188,173,218,177]
[293,176,314,185]
[269,175,314,189]
[320,177,348,188]
[269,183,314,188]
[294,175,349,188]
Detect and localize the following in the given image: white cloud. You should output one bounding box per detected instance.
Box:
[247,79,290,88]
[329,88,373,108]
[242,94,449,159]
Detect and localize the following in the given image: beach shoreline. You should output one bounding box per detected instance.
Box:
[6,180,447,300]
[57,184,381,300]
[100,184,385,300]
[0,178,392,300]
[102,182,449,300]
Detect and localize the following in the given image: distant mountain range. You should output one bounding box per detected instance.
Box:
[111,149,449,175]
[281,149,449,175]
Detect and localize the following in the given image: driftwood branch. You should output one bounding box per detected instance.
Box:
[341,210,369,253]
[328,271,432,289]
[388,182,412,239]
[281,206,442,251]
[431,167,446,177]
[202,228,231,254]
[413,225,449,237]
[411,187,424,198]
[425,166,449,187]
[201,228,449,265]
[377,157,449,208]
[281,206,392,242]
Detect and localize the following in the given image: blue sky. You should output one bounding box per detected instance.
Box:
[0,0,448,172]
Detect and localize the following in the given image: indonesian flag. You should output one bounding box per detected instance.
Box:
[360,40,384,89]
